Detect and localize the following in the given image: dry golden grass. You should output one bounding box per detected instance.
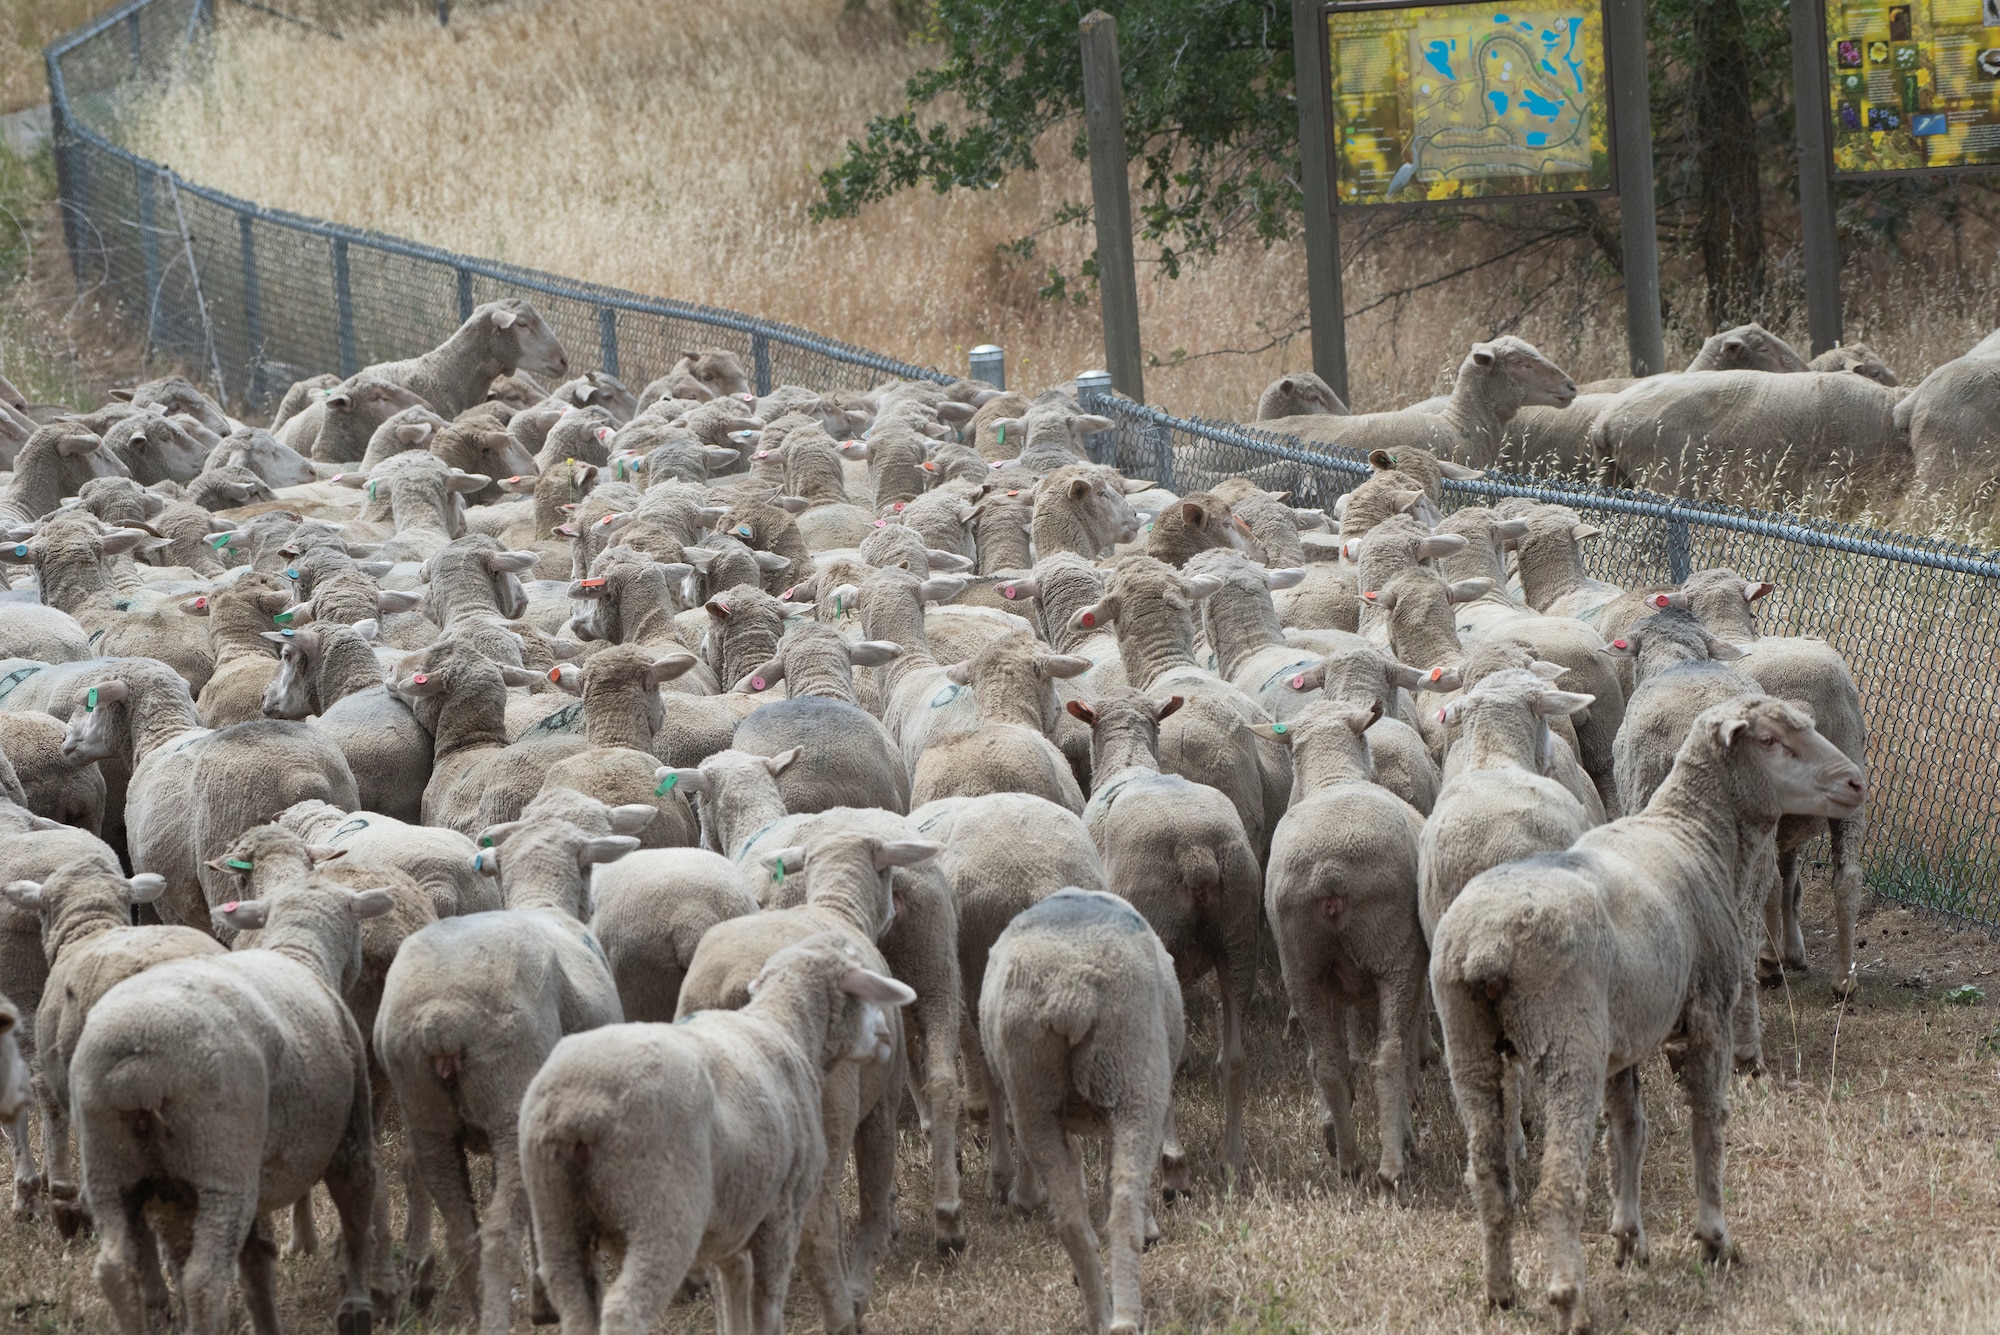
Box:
[2,892,1996,1333]
[119,0,1992,431]
[0,0,101,113]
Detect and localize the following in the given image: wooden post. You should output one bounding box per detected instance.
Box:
[1290,0,1349,402]
[1080,11,1144,402]
[1606,0,1664,376]
[1790,0,1843,352]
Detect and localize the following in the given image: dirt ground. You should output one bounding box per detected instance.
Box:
[4,878,1996,1335]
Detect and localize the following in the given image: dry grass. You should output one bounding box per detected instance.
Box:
[0,0,101,113]
[3,890,1996,1333]
[115,0,1988,431]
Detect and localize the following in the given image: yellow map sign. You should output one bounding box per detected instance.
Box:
[1825,0,2000,173]
[1327,1,1612,205]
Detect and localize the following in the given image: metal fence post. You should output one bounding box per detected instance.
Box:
[1289,0,1349,402]
[969,344,1005,390]
[1147,420,1175,493]
[332,237,357,376]
[1606,0,1665,376]
[238,209,262,368]
[1666,510,1691,582]
[1079,11,1144,403]
[45,55,83,286]
[456,267,474,322]
[137,163,162,343]
[1790,0,1843,352]
[598,307,619,379]
[127,10,142,69]
[751,332,772,397]
[1076,369,1114,465]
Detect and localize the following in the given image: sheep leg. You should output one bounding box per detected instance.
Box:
[1371,968,1421,1198]
[1532,1061,1603,1335]
[1030,1124,1109,1335]
[799,1073,859,1335]
[236,1215,282,1335]
[90,1188,155,1335]
[37,1073,84,1233]
[400,1150,437,1309]
[746,1205,807,1335]
[518,1151,603,1335]
[405,1122,482,1321]
[1603,1065,1649,1267]
[1296,988,1361,1177]
[1217,952,1251,1184]
[478,1133,530,1335]
[1677,1005,1735,1266]
[1440,993,1516,1310]
[914,1002,966,1253]
[1775,847,1808,970]
[285,1190,319,1256]
[3,1103,42,1219]
[975,1049,1020,1204]
[1105,1117,1160,1335]
[710,1252,754,1335]
[1828,814,1865,997]
[594,1220,692,1335]
[845,1092,899,1312]
[1158,1098,1189,1205]
[1731,948,1765,1077]
[178,1192,258,1335]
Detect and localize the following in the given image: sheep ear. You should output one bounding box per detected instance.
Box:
[1495,517,1531,542]
[376,589,422,614]
[924,549,973,572]
[577,835,640,869]
[394,422,431,445]
[704,447,740,468]
[1471,347,1497,368]
[995,575,1036,602]
[835,440,870,461]
[497,665,543,687]
[1348,700,1384,733]
[758,845,806,875]
[1038,653,1092,680]
[1367,449,1396,473]
[180,595,212,616]
[307,845,347,865]
[1571,523,1602,541]
[1064,700,1098,726]
[1535,689,1595,717]
[774,495,811,515]
[1743,580,1774,602]
[446,471,492,494]
[841,967,917,1006]
[848,641,902,668]
[545,664,582,694]
[705,598,733,620]
[764,747,802,777]
[0,880,43,910]
[875,839,944,870]
[944,660,971,686]
[1704,635,1747,662]
[1437,460,1484,480]
[1154,694,1185,721]
[736,658,783,693]
[918,575,968,604]
[608,804,656,835]
[752,551,790,573]
[471,848,500,876]
[1244,721,1291,743]
[1446,578,1494,604]
[485,549,540,574]
[1285,663,1326,692]
[356,561,394,578]
[348,887,398,920]
[1179,501,1210,530]
[654,766,710,797]
[126,873,166,904]
[1600,635,1636,659]
[1393,663,1460,692]
[1118,477,1155,495]
[1181,574,1224,602]
[1708,714,1751,747]
[213,899,269,931]
[1416,534,1468,559]
[490,307,519,330]
[1066,476,1092,500]
[1263,567,1307,591]
[1528,660,1567,682]
[1390,489,1425,514]
[649,654,699,685]
[397,670,446,696]
[1361,587,1395,610]
[99,527,156,556]
[1071,600,1113,631]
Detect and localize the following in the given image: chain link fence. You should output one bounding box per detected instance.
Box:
[44,0,2000,928]
[44,0,948,414]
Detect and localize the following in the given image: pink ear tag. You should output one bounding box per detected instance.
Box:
[1006,489,1019,497]
[1438,707,1448,723]
[872,519,886,528]
[1002,584,1017,600]
[412,672,429,685]
[1363,591,1378,602]
[1612,638,1628,650]
[1080,611,1097,628]
[750,675,767,691]
[892,502,905,512]
[1290,674,1307,689]
[598,514,615,526]
[194,597,208,609]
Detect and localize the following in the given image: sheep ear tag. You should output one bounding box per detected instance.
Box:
[749,676,767,691]
[996,422,1005,445]
[85,687,97,712]
[772,856,785,885]
[578,577,606,588]
[284,568,299,581]
[654,772,678,797]
[225,858,252,871]
[367,481,377,500]
[734,524,753,539]
[1001,584,1017,600]
[1270,722,1288,735]
[209,533,231,549]
[273,610,294,625]
[11,544,26,557]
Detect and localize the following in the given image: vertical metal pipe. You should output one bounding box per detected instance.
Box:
[456,267,474,322]
[598,307,620,379]
[752,332,772,397]
[1290,0,1349,401]
[1607,0,1665,376]
[239,209,263,370]
[968,344,1005,390]
[1790,0,1843,352]
[332,236,356,377]
[1079,11,1144,403]
[137,163,162,344]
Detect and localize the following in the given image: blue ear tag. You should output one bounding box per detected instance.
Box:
[735,524,753,539]
[284,568,299,580]
[655,772,678,796]
[11,544,26,557]
[280,628,295,638]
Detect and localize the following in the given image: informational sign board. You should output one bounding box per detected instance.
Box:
[1823,0,2000,175]
[1324,0,1613,206]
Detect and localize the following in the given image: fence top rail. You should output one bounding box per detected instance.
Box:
[45,0,158,59]
[1092,397,2000,582]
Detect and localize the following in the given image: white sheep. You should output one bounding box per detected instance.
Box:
[519,932,915,1335]
[980,887,1186,1335]
[1432,695,1866,1333]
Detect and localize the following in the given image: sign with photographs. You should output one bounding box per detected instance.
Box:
[1323,0,1613,206]
[1825,0,2000,175]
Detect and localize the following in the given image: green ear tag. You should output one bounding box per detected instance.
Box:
[772,857,785,885]
[996,422,1005,445]
[655,772,678,796]
[367,481,378,500]
[209,533,230,549]
[1271,722,1288,735]
[834,594,844,619]
[225,858,253,871]
[85,687,98,712]
[273,610,294,625]
[479,835,494,848]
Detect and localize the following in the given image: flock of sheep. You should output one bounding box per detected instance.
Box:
[0,298,1885,1335]
[1252,321,2000,508]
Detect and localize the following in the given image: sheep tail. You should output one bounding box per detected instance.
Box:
[1175,843,1221,905]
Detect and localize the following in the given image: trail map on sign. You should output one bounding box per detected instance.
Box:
[1327,2,1611,205]
[1824,0,2000,174]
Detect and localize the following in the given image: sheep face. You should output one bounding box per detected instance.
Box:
[325,374,428,429]
[679,347,752,399]
[261,630,319,719]
[1467,335,1576,410]
[487,301,569,383]
[61,679,130,766]
[1711,696,1867,819]
[227,428,317,487]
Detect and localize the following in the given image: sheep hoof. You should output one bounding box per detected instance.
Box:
[1831,974,1859,1000]
[1161,1185,1187,1205]
[530,1275,559,1325]
[1612,1229,1649,1268]
[50,1196,91,1240]
[335,1300,372,1335]
[933,1204,966,1255]
[1733,1052,1766,1080]
[410,1257,437,1313]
